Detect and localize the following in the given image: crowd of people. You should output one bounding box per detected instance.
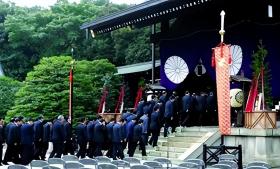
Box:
[0,90,218,166]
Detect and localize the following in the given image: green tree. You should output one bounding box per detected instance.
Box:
[7,56,120,124]
[0,76,22,117]
[1,0,151,80]
[251,41,273,108]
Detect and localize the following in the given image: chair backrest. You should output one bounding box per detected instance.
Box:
[186,159,205,169]
[131,164,153,169]
[8,165,29,169]
[219,160,238,169]
[143,161,163,169]
[95,156,112,163]
[42,166,61,169]
[211,164,232,169]
[153,158,172,167]
[64,162,84,169]
[247,161,271,169]
[98,163,118,169]
[79,158,98,165]
[247,166,269,169]
[123,157,141,164]
[62,155,79,162]
[111,160,130,168]
[48,158,65,164]
[30,160,49,168]
[179,162,200,169]
[218,154,237,162]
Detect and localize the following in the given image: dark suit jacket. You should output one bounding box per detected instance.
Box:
[21,123,34,145]
[132,124,142,142]
[93,122,105,143]
[33,120,43,141]
[64,122,72,141]
[7,123,20,145]
[106,122,114,140]
[0,125,4,143]
[182,94,193,113]
[126,121,135,140]
[195,95,207,112]
[43,123,51,142]
[164,100,173,118]
[76,123,87,144]
[136,101,145,117]
[112,123,122,143]
[86,121,94,141]
[51,120,65,143]
[150,111,159,131]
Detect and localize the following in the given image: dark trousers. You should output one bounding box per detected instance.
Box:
[6,143,20,164]
[127,138,133,155]
[142,134,148,145]
[164,117,172,137]
[76,143,87,158]
[42,142,49,159]
[180,112,190,127]
[21,144,34,165]
[148,129,159,147]
[63,140,74,155]
[105,141,113,158]
[112,142,124,160]
[94,143,103,156]
[129,139,146,157]
[34,140,43,160]
[49,142,63,158]
[0,143,2,163]
[3,144,12,163]
[87,141,94,158]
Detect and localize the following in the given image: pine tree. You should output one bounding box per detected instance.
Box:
[251,41,273,109]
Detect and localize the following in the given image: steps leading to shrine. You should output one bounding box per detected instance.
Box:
[132,127,220,164]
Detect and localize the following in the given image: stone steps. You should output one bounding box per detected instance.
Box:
[130,127,219,163]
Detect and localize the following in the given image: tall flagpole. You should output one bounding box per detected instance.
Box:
[69,48,74,125]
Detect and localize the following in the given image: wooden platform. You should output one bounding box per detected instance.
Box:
[245,111,277,129]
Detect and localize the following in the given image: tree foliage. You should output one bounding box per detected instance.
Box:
[0,76,22,117]
[6,56,120,124]
[251,41,273,108]
[0,0,152,81]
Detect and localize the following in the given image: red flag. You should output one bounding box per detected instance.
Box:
[213,43,231,135]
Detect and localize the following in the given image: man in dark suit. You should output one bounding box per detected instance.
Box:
[20,118,34,165]
[93,118,105,156]
[195,92,207,126]
[105,118,115,158]
[130,119,146,158]
[181,91,193,127]
[49,115,65,158]
[64,117,74,155]
[148,106,160,147]
[112,118,124,160]
[0,118,4,165]
[126,117,136,156]
[76,117,87,158]
[33,116,44,160]
[164,96,175,137]
[86,117,94,158]
[42,120,52,160]
[2,118,15,165]
[6,117,22,164]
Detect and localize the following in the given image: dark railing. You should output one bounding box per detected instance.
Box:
[203,144,242,169]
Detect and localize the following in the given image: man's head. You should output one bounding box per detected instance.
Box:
[0,118,4,125]
[57,115,65,123]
